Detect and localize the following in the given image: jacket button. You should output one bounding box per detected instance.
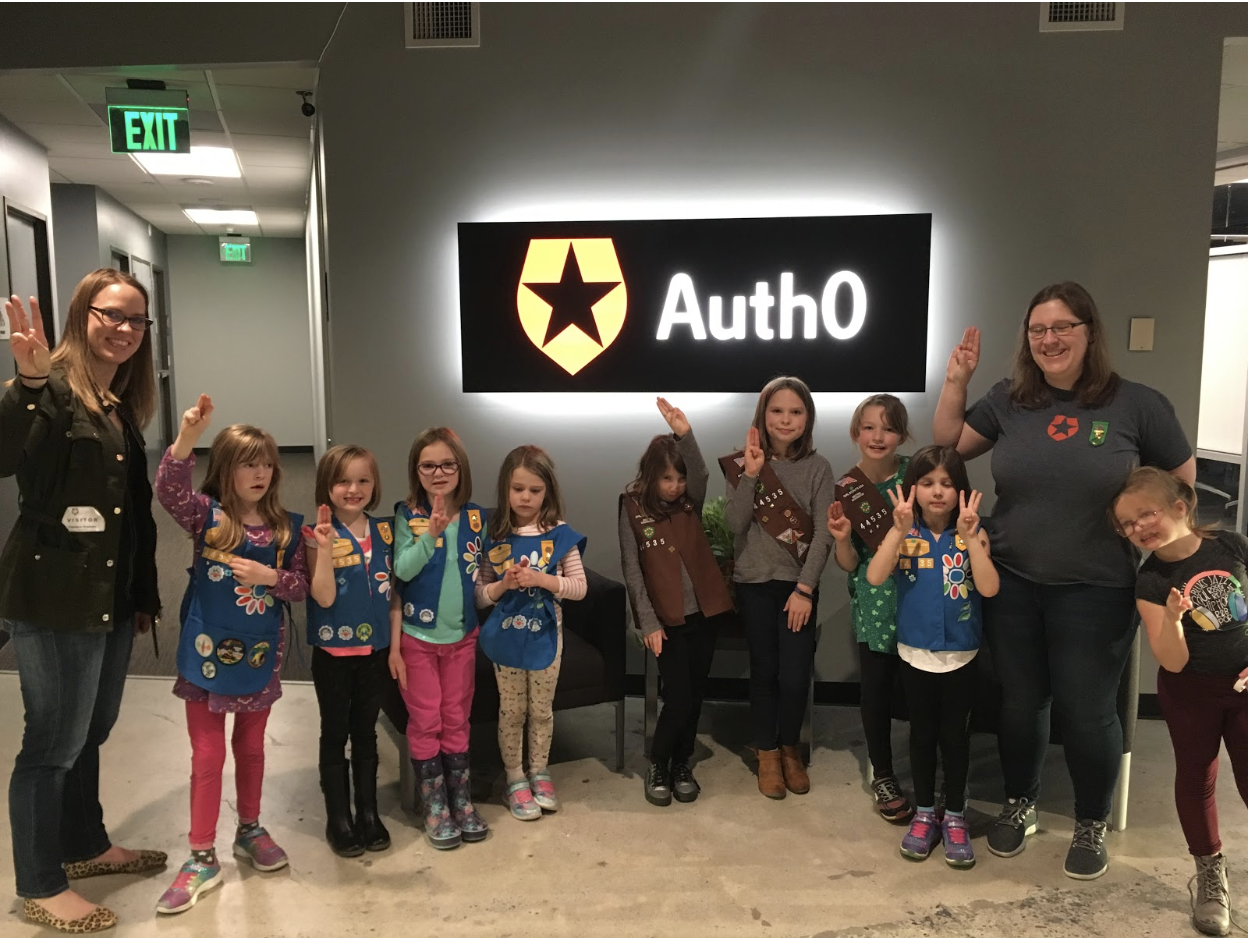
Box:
[26,403,35,411]
[113,507,121,515]
[106,559,114,567]
[102,614,110,622]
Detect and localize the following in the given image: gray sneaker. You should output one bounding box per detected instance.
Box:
[986,797,1038,858]
[1191,854,1230,936]
[1063,818,1109,880]
[644,762,672,807]
[671,761,700,803]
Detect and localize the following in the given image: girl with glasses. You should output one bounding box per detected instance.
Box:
[390,427,490,850]
[1115,467,1248,936]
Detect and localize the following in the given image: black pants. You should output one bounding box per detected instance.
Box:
[858,643,902,779]
[651,613,720,766]
[310,646,390,767]
[737,581,818,750]
[900,657,977,813]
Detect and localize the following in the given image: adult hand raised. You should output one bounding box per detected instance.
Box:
[743,426,765,478]
[887,484,915,533]
[945,326,980,389]
[4,295,51,381]
[657,397,691,438]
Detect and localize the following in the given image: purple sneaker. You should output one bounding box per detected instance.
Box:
[232,825,288,872]
[941,814,976,869]
[155,856,222,914]
[899,810,942,861]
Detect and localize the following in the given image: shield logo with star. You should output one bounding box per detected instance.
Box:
[516,238,627,375]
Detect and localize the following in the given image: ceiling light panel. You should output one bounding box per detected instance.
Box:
[131,146,241,177]
[183,208,258,225]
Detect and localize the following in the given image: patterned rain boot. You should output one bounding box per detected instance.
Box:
[442,750,489,843]
[415,755,462,850]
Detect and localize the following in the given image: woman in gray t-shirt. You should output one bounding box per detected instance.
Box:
[932,281,1193,881]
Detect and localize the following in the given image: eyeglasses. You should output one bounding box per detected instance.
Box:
[1116,509,1161,537]
[1027,321,1086,340]
[90,306,153,331]
[417,460,460,477]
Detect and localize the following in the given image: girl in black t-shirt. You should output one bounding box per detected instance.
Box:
[1113,467,1248,937]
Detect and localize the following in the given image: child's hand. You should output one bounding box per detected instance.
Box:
[428,494,450,540]
[5,295,51,380]
[230,557,278,588]
[180,393,214,441]
[500,565,522,591]
[783,591,812,631]
[888,484,915,533]
[945,326,980,389]
[1166,587,1193,620]
[743,426,765,478]
[513,565,545,590]
[307,504,334,552]
[657,397,691,437]
[957,490,983,540]
[827,501,852,542]
[389,648,407,691]
[644,628,666,656]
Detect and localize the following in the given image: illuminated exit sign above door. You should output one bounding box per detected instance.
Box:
[108,106,190,154]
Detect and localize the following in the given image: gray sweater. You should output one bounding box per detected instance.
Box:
[618,431,708,637]
[725,451,836,591]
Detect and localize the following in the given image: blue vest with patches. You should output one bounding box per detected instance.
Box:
[894,524,982,653]
[176,502,303,696]
[306,514,394,650]
[478,524,587,671]
[395,501,487,635]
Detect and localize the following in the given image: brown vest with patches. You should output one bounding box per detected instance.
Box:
[622,493,733,627]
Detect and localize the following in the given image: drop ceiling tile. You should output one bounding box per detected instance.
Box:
[15,122,106,145]
[215,84,314,137]
[209,67,318,91]
[0,73,78,104]
[0,98,99,126]
[49,155,153,184]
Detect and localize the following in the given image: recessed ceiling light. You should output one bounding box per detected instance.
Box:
[131,146,241,177]
[180,176,215,186]
[183,208,258,225]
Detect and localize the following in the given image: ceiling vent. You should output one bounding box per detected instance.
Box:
[405,3,480,49]
[1039,2,1124,32]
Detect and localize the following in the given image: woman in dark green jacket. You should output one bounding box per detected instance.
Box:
[3,269,166,934]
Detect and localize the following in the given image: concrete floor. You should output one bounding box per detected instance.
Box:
[0,675,1242,938]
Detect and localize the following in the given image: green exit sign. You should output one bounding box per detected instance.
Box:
[219,240,251,264]
[108,106,190,154]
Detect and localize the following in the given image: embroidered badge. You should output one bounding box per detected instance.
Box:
[356,623,373,642]
[468,509,483,533]
[1089,421,1108,446]
[337,625,353,641]
[540,540,555,566]
[318,625,334,642]
[954,534,968,551]
[1047,414,1079,441]
[377,521,393,545]
[194,634,214,657]
[216,638,244,666]
[419,608,435,624]
[248,641,270,668]
[201,661,217,680]
[643,526,655,538]
[403,602,415,618]
[409,516,430,536]
[513,615,527,630]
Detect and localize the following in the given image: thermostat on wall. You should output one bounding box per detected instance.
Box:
[219,235,251,264]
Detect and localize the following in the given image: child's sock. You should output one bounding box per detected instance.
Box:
[505,766,527,785]
[945,808,965,818]
[237,820,259,835]
[191,847,217,866]
[916,805,936,815]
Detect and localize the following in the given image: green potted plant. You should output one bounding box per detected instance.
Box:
[701,495,736,600]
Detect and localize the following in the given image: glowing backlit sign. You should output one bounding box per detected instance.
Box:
[458,214,930,392]
[108,106,191,154]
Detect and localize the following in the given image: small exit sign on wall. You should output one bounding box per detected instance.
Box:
[219,237,251,264]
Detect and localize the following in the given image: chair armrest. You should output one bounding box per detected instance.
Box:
[562,567,627,698]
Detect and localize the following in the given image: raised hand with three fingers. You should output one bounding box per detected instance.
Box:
[304,503,335,552]
[4,295,51,383]
[427,494,451,540]
[887,483,915,533]
[656,397,691,437]
[945,326,980,389]
[956,490,983,541]
[743,426,765,478]
[1166,586,1193,621]
[827,501,852,543]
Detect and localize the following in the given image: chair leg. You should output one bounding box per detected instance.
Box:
[644,652,659,759]
[615,699,626,773]
[1110,752,1131,831]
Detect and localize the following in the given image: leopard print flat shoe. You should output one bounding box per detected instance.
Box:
[63,849,167,879]
[22,899,118,933]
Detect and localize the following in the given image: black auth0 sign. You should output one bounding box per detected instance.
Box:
[458,214,931,392]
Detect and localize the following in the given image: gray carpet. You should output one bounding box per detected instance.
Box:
[0,452,320,680]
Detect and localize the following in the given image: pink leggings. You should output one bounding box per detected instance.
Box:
[185,700,271,849]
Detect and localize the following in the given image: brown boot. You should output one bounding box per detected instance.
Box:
[780,745,810,794]
[757,748,786,799]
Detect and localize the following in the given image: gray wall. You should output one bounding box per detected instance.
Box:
[167,235,314,447]
[314,4,1248,685]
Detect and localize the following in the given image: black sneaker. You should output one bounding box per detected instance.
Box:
[671,761,700,803]
[644,762,672,807]
[986,797,1038,858]
[1064,818,1109,880]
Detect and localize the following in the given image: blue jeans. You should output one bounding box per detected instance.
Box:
[984,568,1136,821]
[8,619,134,898]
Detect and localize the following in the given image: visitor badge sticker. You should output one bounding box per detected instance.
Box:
[61,506,106,533]
[194,633,214,657]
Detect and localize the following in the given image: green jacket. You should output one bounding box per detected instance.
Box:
[0,371,160,632]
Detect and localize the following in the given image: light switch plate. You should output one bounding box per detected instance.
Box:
[1128,317,1154,351]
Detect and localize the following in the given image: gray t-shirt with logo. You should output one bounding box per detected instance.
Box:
[965,377,1191,588]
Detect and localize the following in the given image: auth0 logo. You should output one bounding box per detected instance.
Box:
[516,238,628,375]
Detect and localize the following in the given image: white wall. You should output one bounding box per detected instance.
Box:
[168,235,314,447]
[1198,251,1248,456]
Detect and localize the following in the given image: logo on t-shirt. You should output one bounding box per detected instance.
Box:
[1047,415,1079,441]
[1184,569,1248,632]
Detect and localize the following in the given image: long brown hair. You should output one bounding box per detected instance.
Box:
[1010,281,1119,409]
[750,375,817,460]
[902,444,971,533]
[1110,466,1217,540]
[406,427,472,512]
[201,424,292,551]
[627,433,688,521]
[50,268,157,427]
[488,445,565,540]
[314,444,381,513]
